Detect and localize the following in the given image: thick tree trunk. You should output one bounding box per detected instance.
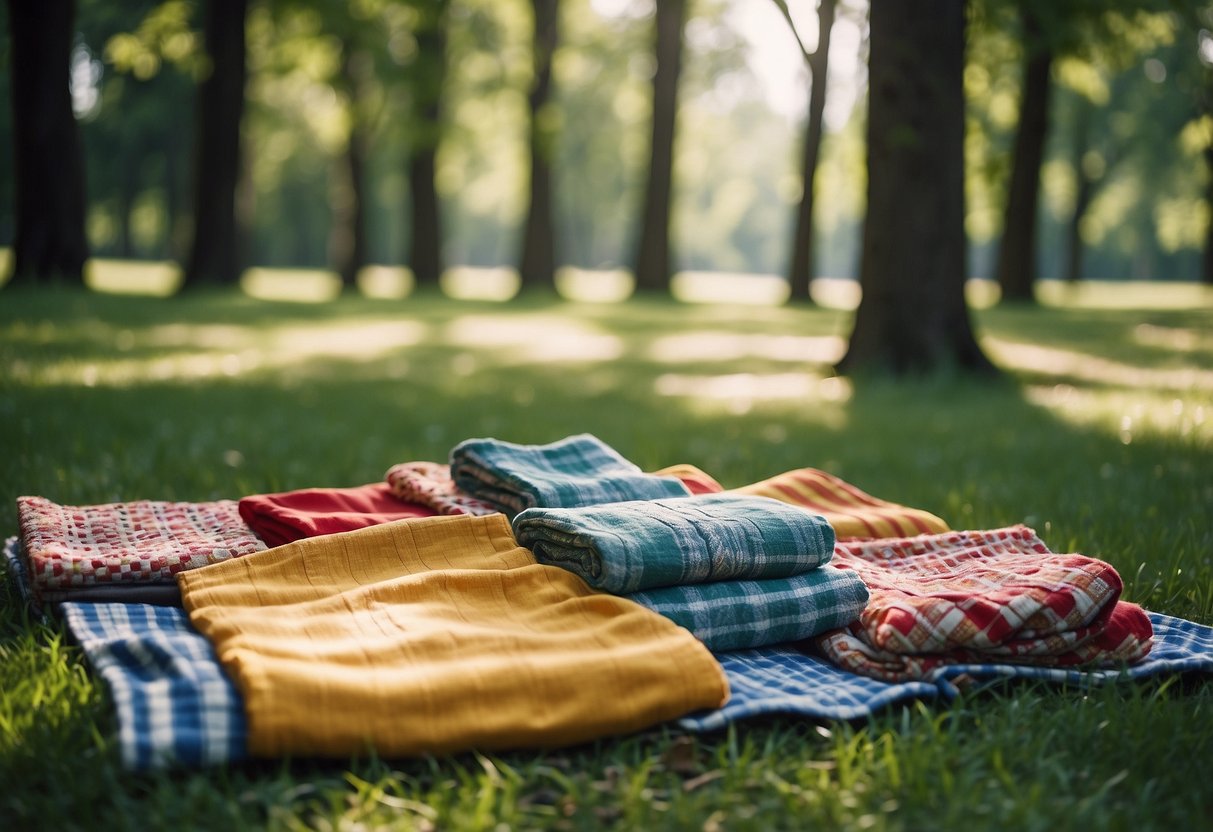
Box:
[518,0,560,292]
[6,0,89,284]
[994,10,1052,304]
[1204,146,1213,286]
[787,0,836,304]
[408,18,447,288]
[837,0,995,376]
[632,0,687,294]
[333,45,370,291]
[183,0,249,286]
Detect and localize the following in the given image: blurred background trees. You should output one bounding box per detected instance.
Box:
[3,0,1212,294]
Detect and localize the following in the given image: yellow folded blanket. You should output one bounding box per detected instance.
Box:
[178,514,728,758]
[731,468,949,540]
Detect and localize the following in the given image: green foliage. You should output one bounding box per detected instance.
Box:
[1,281,1211,828]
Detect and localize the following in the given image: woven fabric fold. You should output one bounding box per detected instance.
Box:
[449,434,690,516]
[512,493,836,595]
[731,468,949,540]
[679,611,1213,732]
[61,602,247,769]
[814,526,1153,681]
[385,461,499,516]
[627,565,869,652]
[238,482,437,547]
[178,514,728,758]
[18,495,265,591]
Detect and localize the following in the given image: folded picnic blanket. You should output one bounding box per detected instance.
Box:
[17,496,266,592]
[679,611,1213,732]
[449,434,690,516]
[627,565,869,652]
[58,599,1213,768]
[178,514,728,758]
[512,493,836,594]
[61,602,247,769]
[814,526,1153,681]
[238,482,438,547]
[387,460,724,518]
[731,468,949,540]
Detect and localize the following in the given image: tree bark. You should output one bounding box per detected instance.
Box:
[183,0,249,286]
[407,12,448,288]
[6,0,89,284]
[837,0,995,376]
[994,9,1052,303]
[1204,145,1213,286]
[787,0,836,304]
[631,0,687,294]
[332,44,370,291]
[518,0,560,292]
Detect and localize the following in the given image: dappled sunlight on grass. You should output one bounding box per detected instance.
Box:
[809,277,862,310]
[672,271,790,306]
[441,266,521,301]
[443,314,624,363]
[648,331,845,364]
[357,265,415,299]
[985,336,1213,393]
[85,259,181,296]
[1037,280,1213,310]
[654,372,851,416]
[556,267,633,303]
[1132,322,1213,353]
[1024,384,1210,444]
[241,267,343,302]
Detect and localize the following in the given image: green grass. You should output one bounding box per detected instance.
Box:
[1,280,1211,830]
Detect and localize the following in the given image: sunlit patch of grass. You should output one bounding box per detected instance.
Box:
[672,271,791,306]
[85,259,182,296]
[240,267,343,303]
[356,265,415,299]
[1036,279,1213,309]
[556,267,633,303]
[441,266,521,301]
[985,337,1213,392]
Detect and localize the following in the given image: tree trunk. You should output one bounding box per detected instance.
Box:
[1204,145,1213,286]
[183,0,249,286]
[407,12,448,288]
[631,0,687,294]
[837,0,995,376]
[994,9,1052,304]
[1063,100,1093,284]
[518,0,560,292]
[333,44,370,291]
[5,0,89,284]
[787,0,836,304]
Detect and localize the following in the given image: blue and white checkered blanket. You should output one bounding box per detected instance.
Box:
[60,602,247,769]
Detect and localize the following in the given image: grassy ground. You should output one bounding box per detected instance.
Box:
[1,279,1211,830]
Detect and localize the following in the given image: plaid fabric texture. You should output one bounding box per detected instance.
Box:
[60,602,247,769]
[19,496,266,590]
[680,611,1213,732]
[513,493,836,594]
[731,468,950,540]
[385,461,500,516]
[628,564,869,652]
[450,434,690,516]
[4,535,42,618]
[815,526,1153,682]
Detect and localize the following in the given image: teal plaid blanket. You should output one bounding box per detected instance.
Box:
[628,565,869,652]
[512,493,836,594]
[450,434,689,516]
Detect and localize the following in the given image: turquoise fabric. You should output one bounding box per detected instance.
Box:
[628,565,869,652]
[512,493,836,594]
[450,434,689,516]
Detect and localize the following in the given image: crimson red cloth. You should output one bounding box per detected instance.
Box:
[239,483,438,548]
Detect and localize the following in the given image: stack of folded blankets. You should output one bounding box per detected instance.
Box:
[4,432,1207,772]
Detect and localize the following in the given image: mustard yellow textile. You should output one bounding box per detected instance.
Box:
[179,514,728,758]
[730,468,949,540]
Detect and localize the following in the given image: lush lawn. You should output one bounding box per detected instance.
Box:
[1,278,1211,830]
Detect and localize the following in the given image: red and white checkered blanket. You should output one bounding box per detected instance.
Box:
[18,496,266,590]
[816,525,1153,681]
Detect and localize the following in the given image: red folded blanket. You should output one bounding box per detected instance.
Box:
[238,483,438,548]
[816,526,1153,681]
